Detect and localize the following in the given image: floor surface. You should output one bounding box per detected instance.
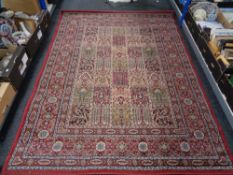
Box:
[0,0,232,171]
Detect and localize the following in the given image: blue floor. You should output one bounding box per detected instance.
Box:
[0,0,232,171]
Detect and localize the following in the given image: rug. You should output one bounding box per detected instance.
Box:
[2,11,233,175]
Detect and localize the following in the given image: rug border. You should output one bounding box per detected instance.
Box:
[2,10,233,175]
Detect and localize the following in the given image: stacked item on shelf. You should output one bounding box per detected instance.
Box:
[0,0,51,130]
[2,0,51,57]
[0,7,49,90]
[191,3,233,71]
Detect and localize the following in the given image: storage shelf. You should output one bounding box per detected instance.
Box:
[0,11,50,133]
[170,0,233,129]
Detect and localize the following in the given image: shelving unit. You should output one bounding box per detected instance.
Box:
[0,10,51,132]
[170,0,233,129]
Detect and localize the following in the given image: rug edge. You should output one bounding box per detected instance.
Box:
[61,9,175,14]
[3,169,233,175]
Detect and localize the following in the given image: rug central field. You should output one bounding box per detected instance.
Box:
[3,11,233,175]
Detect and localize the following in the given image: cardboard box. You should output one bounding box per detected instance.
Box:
[197,35,224,81]
[14,18,37,34]
[0,82,16,126]
[2,0,41,15]
[0,45,17,58]
[15,11,49,58]
[217,10,233,29]
[208,40,221,58]
[0,46,30,90]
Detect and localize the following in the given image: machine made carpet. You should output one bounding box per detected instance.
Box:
[2,11,233,175]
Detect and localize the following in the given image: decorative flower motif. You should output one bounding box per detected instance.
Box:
[194,130,204,140]
[159,142,168,152]
[75,143,83,151]
[180,142,190,152]
[138,142,148,153]
[184,98,193,105]
[118,141,127,152]
[117,96,125,105]
[93,87,110,104]
[131,87,149,105]
[52,141,63,152]
[96,141,106,152]
[38,130,49,139]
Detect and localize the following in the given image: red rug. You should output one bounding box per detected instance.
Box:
[2,11,233,175]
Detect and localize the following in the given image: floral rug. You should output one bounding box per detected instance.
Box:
[2,11,233,175]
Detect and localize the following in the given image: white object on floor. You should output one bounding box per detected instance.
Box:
[108,0,137,3]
